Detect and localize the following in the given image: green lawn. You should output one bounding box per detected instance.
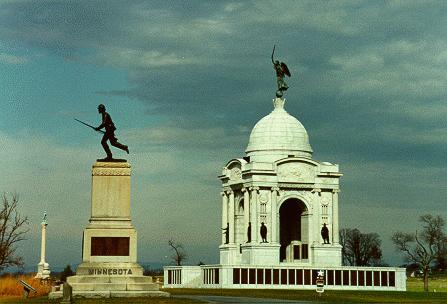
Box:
[0,297,203,304]
[407,276,447,292]
[167,288,447,303]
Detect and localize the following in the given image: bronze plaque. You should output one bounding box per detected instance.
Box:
[91,237,129,256]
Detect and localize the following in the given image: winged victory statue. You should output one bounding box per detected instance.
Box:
[271,45,291,97]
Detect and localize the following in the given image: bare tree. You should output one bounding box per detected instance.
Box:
[168,239,187,266]
[0,193,29,272]
[392,214,447,292]
[340,228,383,266]
[435,237,447,270]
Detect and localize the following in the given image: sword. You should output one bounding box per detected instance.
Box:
[74,118,105,134]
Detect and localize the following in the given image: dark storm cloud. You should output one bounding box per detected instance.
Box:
[3,0,444,168]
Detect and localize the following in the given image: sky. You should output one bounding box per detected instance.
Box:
[1,0,446,271]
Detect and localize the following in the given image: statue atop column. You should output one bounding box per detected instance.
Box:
[42,211,47,225]
[271,45,291,98]
[94,104,129,161]
[35,211,50,280]
[75,104,130,162]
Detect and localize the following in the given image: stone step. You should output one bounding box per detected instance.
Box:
[71,283,127,291]
[110,291,170,298]
[68,275,153,284]
[70,282,159,292]
[49,289,170,299]
[127,283,160,291]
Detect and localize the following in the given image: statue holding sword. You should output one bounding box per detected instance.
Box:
[75,104,129,161]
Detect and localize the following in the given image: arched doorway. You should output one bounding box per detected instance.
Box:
[279,198,308,261]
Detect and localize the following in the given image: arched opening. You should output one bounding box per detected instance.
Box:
[279,198,308,262]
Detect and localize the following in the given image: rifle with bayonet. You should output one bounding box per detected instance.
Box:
[74,118,105,134]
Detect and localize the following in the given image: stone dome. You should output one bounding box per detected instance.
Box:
[245,98,313,162]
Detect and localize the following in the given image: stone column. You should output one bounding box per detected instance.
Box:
[313,189,321,245]
[90,162,131,222]
[332,189,340,244]
[242,188,250,242]
[36,213,50,279]
[250,187,259,243]
[221,191,228,244]
[271,187,279,243]
[40,221,47,264]
[228,190,235,244]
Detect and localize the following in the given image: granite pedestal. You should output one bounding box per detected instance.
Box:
[50,161,168,299]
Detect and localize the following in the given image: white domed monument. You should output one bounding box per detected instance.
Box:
[219,96,343,268]
[164,50,406,291]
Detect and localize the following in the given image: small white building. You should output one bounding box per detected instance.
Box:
[164,97,406,291]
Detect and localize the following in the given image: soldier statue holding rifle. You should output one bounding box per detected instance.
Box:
[75,104,129,161]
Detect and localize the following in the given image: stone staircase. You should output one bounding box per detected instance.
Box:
[49,275,169,298]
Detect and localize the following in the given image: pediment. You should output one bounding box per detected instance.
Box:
[225,159,246,182]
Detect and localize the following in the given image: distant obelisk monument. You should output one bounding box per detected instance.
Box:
[35,212,50,279]
[50,106,168,298]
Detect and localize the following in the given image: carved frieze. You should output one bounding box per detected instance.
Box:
[297,190,314,203]
[93,162,131,176]
[229,167,242,181]
[277,163,315,182]
[92,168,131,176]
[321,197,331,206]
[259,192,269,204]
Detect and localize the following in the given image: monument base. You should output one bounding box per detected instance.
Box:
[49,270,169,299]
[35,262,50,279]
[48,161,169,299]
[311,243,343,267]
[241,243,281,265]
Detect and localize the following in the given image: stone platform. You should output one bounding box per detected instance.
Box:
[49,275,169,299]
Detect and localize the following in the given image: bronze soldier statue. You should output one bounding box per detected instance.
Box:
[321,223,330,244]
[246,222,252,243]
[95,104,129,161]
[222,222,229,244]
[271,45,291,98]
[260,222,268,243]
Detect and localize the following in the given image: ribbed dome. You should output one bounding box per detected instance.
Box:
[245,98,312,162]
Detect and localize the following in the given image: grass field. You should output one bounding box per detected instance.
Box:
[0,297,203,304]
[0,275,51,297]
[407,276,447,292]
[0,276,446,303]
[167,287,447,303]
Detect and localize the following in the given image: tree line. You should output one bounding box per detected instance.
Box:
[341,214,447,291]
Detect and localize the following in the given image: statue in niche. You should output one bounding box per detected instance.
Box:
[222,222,229,244]
[260,222,268,243]
[95,104,129,161]
[321,223,330,244]
[271,45,291,98]
[246,222,252,243]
